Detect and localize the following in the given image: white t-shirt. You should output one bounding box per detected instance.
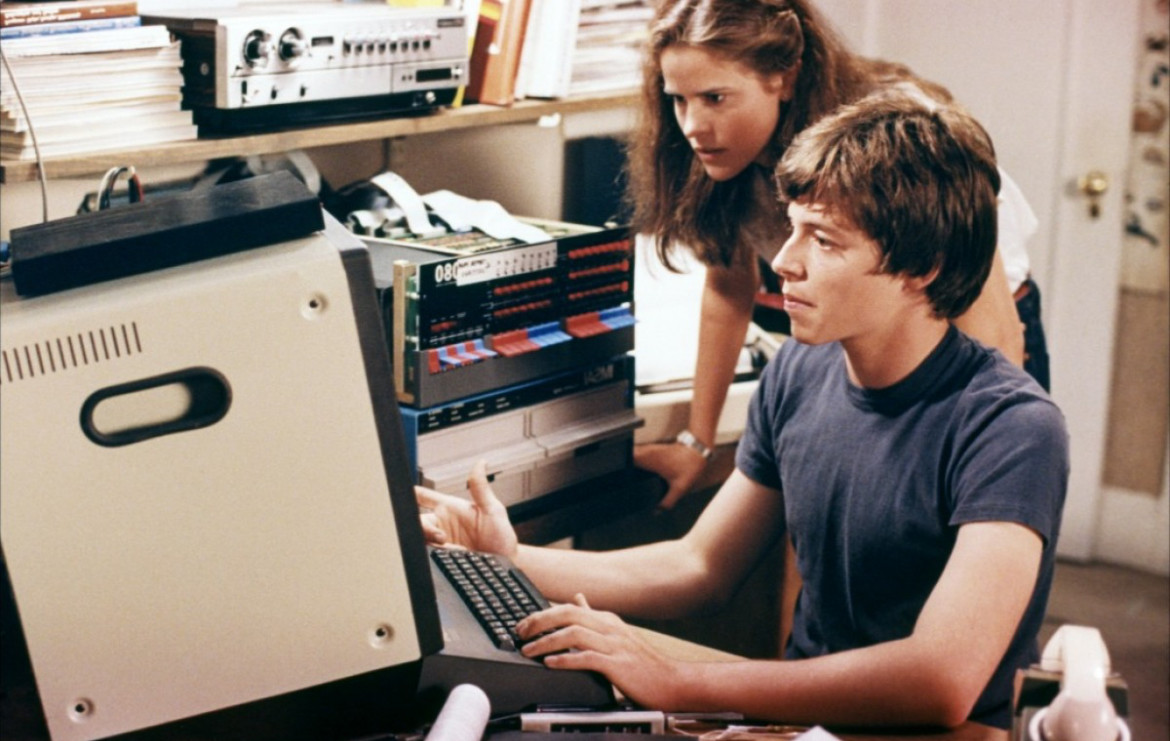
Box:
[996,168,1037,293]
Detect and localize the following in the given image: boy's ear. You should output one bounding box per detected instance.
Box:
[902,266,940,297]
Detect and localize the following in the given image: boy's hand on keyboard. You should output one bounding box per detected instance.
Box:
[515,593,686,711]
[416,459,518,559]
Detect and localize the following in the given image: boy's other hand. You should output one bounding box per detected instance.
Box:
[415,459,518,558]
[634,442,707,510]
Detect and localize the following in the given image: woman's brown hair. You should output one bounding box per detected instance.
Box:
[624,0,952,270]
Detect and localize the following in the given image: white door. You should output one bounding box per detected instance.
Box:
[817,0,1141,560]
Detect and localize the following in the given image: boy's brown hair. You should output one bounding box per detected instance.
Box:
[775,91,1000,319]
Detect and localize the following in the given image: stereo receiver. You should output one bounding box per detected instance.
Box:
[144,3,468,132]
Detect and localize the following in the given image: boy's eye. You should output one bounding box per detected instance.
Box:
[704,92,725,104]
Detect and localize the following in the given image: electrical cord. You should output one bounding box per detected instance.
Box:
[0,42,49,224]
[98,166,143,210]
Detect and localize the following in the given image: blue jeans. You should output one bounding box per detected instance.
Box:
[1016,277,1050,391]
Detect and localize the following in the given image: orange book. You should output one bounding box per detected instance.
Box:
[464,0,532,106]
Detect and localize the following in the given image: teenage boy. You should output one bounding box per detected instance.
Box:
[417,91,1068,731]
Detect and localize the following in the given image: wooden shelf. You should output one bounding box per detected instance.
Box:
[0,90,639,184]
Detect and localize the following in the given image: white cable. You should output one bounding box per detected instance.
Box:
[0,43,49,223]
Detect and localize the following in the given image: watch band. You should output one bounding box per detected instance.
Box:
[675,429,713,460]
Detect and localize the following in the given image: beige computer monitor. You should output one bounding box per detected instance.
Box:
[0,215,439,740]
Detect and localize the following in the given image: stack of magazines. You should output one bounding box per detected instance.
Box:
[568,0,653,97]
[0,0,197,160]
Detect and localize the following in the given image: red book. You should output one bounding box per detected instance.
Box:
[464,0,532,106]
[0,0,138,29]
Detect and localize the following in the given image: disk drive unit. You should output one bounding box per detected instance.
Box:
[401,357,641,507]
[366,220,635,409]
[143,3,468,132]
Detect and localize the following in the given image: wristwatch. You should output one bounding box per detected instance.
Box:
[675,429,713,461]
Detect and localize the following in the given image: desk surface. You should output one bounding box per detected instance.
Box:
[510,468,666,545]
[637,628,1009,741]
[0,629,1008,741]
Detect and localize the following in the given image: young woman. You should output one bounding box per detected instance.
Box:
[627,0,1046,508]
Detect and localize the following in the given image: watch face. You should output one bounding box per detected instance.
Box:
[677,430,712,459]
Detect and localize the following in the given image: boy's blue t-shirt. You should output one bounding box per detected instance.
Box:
[736,325,1069,729]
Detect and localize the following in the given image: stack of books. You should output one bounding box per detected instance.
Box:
[463,0,648,106]
[568,0,652,97]
[463,0,529,106]
[0,0,197,161]
[513,0,582,101]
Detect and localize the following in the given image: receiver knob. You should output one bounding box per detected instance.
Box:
[279,28,307,61]
[242,30,273,67]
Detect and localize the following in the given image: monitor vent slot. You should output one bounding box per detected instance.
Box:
[1,322,143,385]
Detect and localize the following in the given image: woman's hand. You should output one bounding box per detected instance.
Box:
[516,594,688,711]
[634,442,708,510]
[415,459,518,558]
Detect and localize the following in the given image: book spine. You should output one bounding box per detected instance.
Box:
[467,0,532,106]
[0,2,138,29]
[0,15,142,39]
[464,0,502,104]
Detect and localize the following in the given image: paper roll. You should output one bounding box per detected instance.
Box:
[424,684,492,741]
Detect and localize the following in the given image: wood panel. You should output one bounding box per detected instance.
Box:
[1104,287,1170,496]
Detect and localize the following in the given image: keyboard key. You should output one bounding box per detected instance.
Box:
[432,548,547,652]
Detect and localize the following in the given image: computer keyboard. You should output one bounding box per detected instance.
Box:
[430,548,547,652]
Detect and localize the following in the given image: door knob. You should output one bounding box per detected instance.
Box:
[1077,170,1109,219]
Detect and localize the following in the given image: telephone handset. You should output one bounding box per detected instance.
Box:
[1027,625,1130,741]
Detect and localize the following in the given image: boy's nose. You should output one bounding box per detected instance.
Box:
[772,237,799,280]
